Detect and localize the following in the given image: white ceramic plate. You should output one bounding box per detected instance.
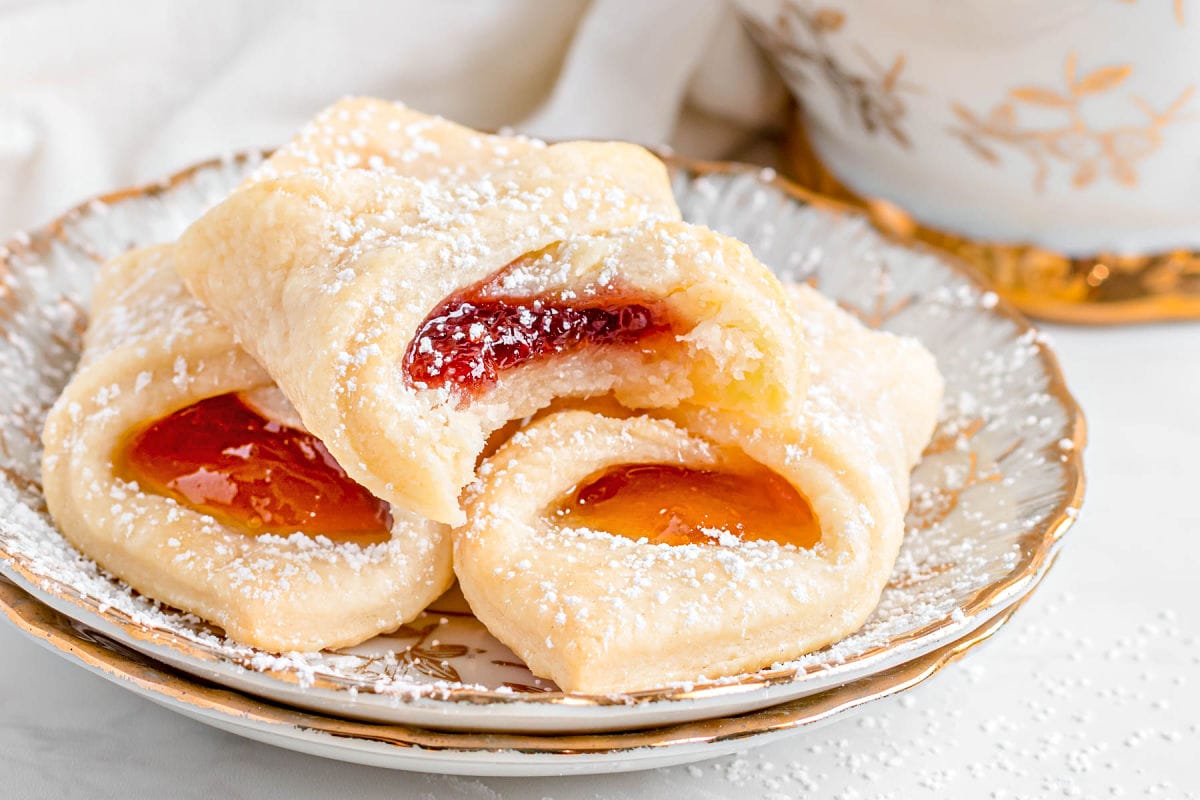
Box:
[0,152,1085,733]
[0,577,1024,776]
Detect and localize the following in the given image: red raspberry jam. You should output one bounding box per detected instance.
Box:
[403,262,670,395]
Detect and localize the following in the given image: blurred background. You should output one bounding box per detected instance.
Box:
[0,0,785,235]
[9,0,1196,321]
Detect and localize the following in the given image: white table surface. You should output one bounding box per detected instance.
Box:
[2,322,1198,799]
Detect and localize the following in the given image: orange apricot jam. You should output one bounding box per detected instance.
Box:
[555,463,820,548]
[119,392,391,543]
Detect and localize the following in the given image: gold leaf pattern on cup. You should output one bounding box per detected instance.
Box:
[741,1,917,148]
[784,112,1200,323]
[948,53,1194,192]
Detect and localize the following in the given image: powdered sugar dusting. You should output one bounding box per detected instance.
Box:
[0,154,1081,716]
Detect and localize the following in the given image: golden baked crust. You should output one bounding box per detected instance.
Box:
[256,97,546,182]
[175,103,807,524]
[41,246,452,652]
[454,286,943,692]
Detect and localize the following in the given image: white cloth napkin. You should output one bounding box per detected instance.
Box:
[0,0,784,235]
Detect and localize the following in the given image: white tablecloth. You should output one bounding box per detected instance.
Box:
[0,0,782,236]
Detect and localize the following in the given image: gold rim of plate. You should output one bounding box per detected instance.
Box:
[783,112,1200,325]
[0,576,1030,754]
[0,150,1088,707]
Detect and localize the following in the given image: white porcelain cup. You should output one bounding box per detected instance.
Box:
[735,0,1200,255]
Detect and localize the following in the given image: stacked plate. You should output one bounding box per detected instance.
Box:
[0,153,1085,776]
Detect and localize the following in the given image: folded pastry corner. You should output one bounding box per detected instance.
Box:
[258,96,556,183]
[175,106,807,525]
[41,245,453,652]
[454,285,943,693]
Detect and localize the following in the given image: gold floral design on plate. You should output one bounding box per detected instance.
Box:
[829,259,917,329]
[949,53,1194,191]
[0,576,1032,773]
[741,2,917,147]
[907,422,1002,533]
[335,620,470,684]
